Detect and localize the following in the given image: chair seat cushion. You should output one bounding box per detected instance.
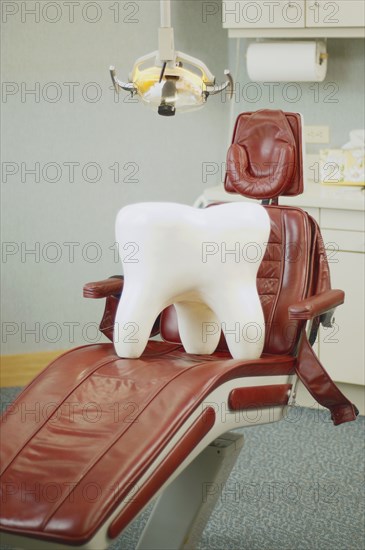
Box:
[0,342,295,545]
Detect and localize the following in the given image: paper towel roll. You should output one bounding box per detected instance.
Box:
[247,41,327,82]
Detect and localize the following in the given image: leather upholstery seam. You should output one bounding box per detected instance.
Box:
[266,208,286,351]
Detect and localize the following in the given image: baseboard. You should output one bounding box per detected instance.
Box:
[0,350,67,387]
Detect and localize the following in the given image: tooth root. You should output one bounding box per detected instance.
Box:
[206,287,265,360]
[114,290,162,358]
[174,302,220,355]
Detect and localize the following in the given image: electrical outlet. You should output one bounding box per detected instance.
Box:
[304,126,330,144]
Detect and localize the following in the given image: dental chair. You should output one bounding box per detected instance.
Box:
[0,109,358,550]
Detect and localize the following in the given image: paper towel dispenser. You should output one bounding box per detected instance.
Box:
[247,40,328,82]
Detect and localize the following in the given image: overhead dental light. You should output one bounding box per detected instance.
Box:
[110,0,233,116]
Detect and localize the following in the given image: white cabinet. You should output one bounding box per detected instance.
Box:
[319,249,364,385]
[319,209,365,386]
[306,1,365,28]
[223,0,365,37]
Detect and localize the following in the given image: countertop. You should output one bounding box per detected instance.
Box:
[196,183,365,212]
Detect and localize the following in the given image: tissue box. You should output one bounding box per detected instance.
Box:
[320,149,365,186]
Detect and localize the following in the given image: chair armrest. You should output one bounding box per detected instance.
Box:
[83,277,124,299]
[83,275,161,341]
[288,289,344,321]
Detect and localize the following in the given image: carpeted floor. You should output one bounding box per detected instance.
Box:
[1,387,364,550]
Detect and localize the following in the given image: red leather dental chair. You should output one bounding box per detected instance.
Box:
[0,110,358,550]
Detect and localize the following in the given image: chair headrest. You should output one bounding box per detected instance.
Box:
[224,110,304,200]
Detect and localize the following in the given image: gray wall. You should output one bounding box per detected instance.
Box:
[1,2,364,354]
[1,0,230,353]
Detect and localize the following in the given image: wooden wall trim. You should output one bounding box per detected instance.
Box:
[0,351,67,388]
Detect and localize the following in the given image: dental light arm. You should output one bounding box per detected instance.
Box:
[109,0,233,115]
[206,69,234,96]
[109,66,136,95]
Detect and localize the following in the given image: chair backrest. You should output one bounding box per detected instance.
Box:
[160,110,330,356]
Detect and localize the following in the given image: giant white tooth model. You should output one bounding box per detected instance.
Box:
[114,202,270,360]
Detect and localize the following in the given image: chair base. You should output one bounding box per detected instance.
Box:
[137,431,244,550]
